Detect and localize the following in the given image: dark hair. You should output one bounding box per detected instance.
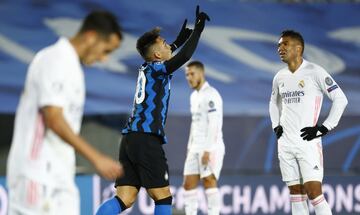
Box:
[186,60,204,70]
[280,30,304,54]
[136,27,161,60]
[79,11,123,40]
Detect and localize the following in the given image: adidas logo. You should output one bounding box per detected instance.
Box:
[313,165,319,170]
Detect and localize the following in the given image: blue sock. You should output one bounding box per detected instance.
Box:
[96,197,122,215]
[154,196,172,215]
[154,204,171,215]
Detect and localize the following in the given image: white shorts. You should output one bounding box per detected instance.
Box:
[183,150,224,180]
[278,137,324,186]
[8,177,80,215]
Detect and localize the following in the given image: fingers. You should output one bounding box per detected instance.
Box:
[300,131,307,137]
[181,19,188,29]
[300,127,309,132]
[196,5,199,16]
[98,158,123,181]
[203,12,210,21]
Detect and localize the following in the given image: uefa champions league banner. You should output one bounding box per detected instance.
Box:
[0,0,360,115]
[1,175,360,215]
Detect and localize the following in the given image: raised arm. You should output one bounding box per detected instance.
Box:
[165,6,210,73]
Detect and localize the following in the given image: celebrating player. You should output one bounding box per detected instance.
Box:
[96,6,210,215]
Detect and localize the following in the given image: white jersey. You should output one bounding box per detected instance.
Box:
[187,82,225,153]
[7,37,85,187]
[269,59,348,144]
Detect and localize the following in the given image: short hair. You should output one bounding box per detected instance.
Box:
[136,27,161,60]
[79,11,123,40]
[186,60,204,71]
[280,29,304,54]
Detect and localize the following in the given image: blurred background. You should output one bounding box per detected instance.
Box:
[0,0,360,214]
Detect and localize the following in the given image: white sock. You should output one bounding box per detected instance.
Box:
[205,187,221,215]
[311,194,332,215]
[290,194,309,215]
[184,189,198,215]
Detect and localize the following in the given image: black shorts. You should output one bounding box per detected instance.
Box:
[115,132,170,189]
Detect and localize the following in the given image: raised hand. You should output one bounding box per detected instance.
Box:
[171,19,193,51]
[194,5,210,32]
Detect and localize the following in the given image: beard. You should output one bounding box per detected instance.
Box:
[192,80,201,90]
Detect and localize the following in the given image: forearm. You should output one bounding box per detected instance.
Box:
[269,100,281,128]
[322,95,348,130]
[42,107,101,164]
[165,29,202,73]
[205,114,221,151]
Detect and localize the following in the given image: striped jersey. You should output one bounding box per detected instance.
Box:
[122,61,172,143]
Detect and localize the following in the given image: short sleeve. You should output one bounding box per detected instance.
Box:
[35,60,67,108]
[206,90,221,114]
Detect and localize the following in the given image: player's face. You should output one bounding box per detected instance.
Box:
[81,33,121,66]
[185,66,204,90]
[153,37,172,61]
[277,36,301,63]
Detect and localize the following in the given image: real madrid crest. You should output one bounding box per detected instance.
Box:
[298,80,305,88]
[325,77,333,86]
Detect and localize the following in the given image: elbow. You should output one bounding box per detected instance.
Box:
[44,116,58,132]
[338,96,348,111]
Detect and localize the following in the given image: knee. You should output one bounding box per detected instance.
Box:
[288,184,306,195]
[147,186,172,201]
[183,179,197,190]
[121,197,136,208]
[116,187,139,208]
[202,175,217,189]
[306,188,322,200]
[304,181,323,199]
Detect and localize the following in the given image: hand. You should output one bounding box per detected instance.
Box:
[273,125,283,139]
[201,151,210,165]
[171,19,193,51]
[300,125,328,141]
[194,5,210,32]
[94,154,123,180]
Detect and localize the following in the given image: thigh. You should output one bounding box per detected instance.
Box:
[8,178,79,215]
[50,185,80,215]
[125,132,170,189]
[116,134,141,187]
[183,174,200,190]
[8,177,47,215]
[183,152,200,176]
[297,141,324,183]
[278,143,301,184]
[202,150,224,180]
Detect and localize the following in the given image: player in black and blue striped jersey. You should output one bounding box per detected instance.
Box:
[96,5,210,215]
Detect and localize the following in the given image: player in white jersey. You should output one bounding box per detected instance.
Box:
[6,11,123,215]
[269,30,348,215]
[183,61,225,215]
